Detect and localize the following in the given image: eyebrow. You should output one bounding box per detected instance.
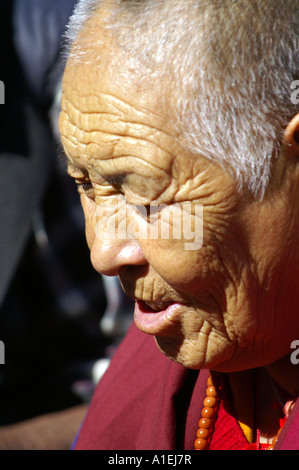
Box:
[108,174,124,187]
[56,142,126,186]
[56,143,84,175]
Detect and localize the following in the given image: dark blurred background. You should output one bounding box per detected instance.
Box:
[0,0,133,435]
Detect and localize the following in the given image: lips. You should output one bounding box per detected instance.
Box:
[134,299,182,335]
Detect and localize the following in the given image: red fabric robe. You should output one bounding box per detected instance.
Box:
[73,323,299,450]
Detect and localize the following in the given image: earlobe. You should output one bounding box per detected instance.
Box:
[283,114,299,158]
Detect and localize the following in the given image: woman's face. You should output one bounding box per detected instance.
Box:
[59,31,299,372]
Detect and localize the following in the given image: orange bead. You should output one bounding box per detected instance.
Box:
[201,407,215,419]
[206,386,217,398]
[197,428,210,439]
[194,438,207,450]
[199,417,212,429]
[204,396,217,408]
[207,376,214,387]
[267,445,274,450]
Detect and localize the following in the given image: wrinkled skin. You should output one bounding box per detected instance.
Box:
[59,15,299,374]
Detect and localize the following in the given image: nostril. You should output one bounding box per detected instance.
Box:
[294,130,299,144]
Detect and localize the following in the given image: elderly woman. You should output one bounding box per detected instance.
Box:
[59,0,299,450]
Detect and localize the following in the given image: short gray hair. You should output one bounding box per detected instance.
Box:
[64,0,299,198]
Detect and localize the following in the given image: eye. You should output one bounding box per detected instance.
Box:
[80,182,93,191]
[66,164,95,200]
[134,204,162,221]
[76,179,95,200]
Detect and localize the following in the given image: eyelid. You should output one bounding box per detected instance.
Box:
[67,163,88,179]
[76,179,95,199]
[72,172,92,186]
[134,203,162,220]
[67,165,94,198]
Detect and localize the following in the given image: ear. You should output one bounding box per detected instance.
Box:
[282,114,299,159]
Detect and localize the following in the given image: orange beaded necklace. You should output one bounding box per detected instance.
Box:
[194,374,294,451]
[194,375,219,450]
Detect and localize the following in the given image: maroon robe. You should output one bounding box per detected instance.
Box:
[73,323,299,450]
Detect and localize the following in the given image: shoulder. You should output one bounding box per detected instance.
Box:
[73,323,191,450]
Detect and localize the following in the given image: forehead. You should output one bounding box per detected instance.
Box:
[62,56,171,134]
[60,26,180,165]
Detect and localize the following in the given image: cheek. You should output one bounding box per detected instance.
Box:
[140,239,201,287]
[139,236,229,300]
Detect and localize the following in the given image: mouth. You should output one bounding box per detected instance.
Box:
[134,299,182,335]
[141,300,172,312]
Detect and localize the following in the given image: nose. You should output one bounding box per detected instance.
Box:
[90,237,147,276]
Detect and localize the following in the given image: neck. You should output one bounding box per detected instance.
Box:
[266,353,299,398]
[226,366,291,442]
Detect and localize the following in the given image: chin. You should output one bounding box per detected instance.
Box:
[155,336,209,370]
[154,335,239,371]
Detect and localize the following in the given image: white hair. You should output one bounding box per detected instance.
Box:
[64,0,299,198]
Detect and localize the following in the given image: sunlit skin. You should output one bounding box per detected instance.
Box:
[59,12,299,391]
